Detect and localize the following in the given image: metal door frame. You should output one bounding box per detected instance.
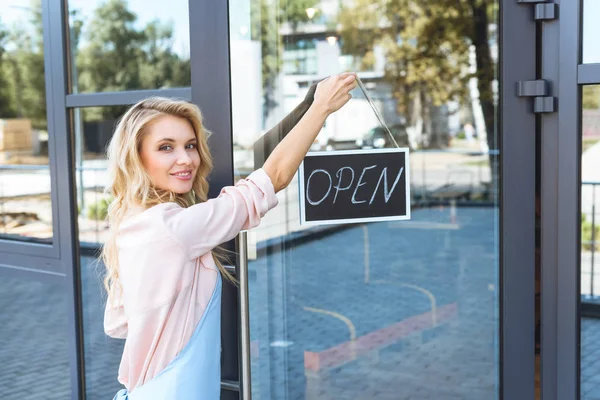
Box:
[501,0,538,398]
[539,0,600,398]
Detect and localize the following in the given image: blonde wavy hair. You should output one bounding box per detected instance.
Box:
[102,96,234,303]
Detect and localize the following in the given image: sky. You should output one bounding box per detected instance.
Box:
[583,0,600,64]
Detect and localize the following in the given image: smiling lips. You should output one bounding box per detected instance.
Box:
[171,170,193,180]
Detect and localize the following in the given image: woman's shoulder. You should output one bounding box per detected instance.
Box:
[116,203,187,251]
[118,202,183,232]
[124,202,182,218]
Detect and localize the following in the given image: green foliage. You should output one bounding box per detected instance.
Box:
[0,0,321,127]
[73,0,191,121]
[582,213,600,251]
[0,0,192,125]
[339,0,479,121]
[87,197,112,221]
[338,0,496,153]
[0,0,46,129]
[583,86,600,110]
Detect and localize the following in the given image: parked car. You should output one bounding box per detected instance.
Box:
[357,124,410,149]
[323,138,362,151]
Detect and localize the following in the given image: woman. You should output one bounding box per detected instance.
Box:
[104,72,357,399]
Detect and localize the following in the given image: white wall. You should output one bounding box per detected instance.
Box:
[230,39,263,148]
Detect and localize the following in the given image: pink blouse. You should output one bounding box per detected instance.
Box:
[103,169,278,391]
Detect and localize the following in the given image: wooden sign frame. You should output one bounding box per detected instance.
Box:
[298,148,411,225]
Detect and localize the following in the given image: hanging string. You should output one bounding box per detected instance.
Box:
[355,76,400,149]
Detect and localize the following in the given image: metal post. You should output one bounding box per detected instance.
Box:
[238,231,252,400]
[69,26,84,213]
[591,186,597,298]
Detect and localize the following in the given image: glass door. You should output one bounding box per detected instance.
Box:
[228,0,537,398]
[578,1,600,399]
[538,0,600,399]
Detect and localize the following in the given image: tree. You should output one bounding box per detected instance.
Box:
[75,0,191,121]
[138,20,190,89]
[281,0,322,31]
[339,0,470,139]
[339,0,498,189]
[583,86,600,110]
[0,20,15,119]
[0,0,47,130]
[76,0,145,100]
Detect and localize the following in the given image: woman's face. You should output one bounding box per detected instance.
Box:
[139,115,201,194]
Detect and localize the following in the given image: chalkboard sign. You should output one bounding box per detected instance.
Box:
[298,148,411,225]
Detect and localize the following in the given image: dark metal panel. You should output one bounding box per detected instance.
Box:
[0,239,58,260]
[46,0,86,398]
[0,252,64,275]
[501,0,537,398]
[221,277,240,383]
[188,0,238,394]
[221,389,240,400]
[540,7,560,400]
[556,0,581,398]
[540,0,581,398]
[188,0,234,199]
[0,262,65,284]
[577,63,600,84]
[65,88,192,108]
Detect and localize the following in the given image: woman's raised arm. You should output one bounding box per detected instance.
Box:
[262,72,357,193]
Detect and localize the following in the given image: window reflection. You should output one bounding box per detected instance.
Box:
[68,0,191,93]
[231,0,500,398]
[72,106,127,398]
[0,1,52,243]
[580,85,600,400]
[82,256,124,399]
[0,277,70,398]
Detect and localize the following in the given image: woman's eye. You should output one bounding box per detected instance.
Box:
[159,145,172,151]
[186,143,197,149]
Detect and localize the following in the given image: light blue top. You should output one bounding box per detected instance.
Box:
[113,274,222,400]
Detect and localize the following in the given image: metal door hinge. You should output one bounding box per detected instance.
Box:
[517,80,556,113]
[517,0,557,21]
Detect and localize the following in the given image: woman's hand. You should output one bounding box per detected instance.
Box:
[312,72,358,116]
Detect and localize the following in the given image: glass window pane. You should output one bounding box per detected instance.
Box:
[68,0,191,93]
[74,107,126,397]
[580,85,600,399]
[74,106,124,397]
[0,276,70,398]
[82,255,124,398]
[73,106,128,246]
[230,0,500,398]
[583,0,600,64]
[0,1,53,243]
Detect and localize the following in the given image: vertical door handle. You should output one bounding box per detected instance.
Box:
[237,231,252,400]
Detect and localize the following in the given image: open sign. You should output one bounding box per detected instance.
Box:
[298,148,411,225]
